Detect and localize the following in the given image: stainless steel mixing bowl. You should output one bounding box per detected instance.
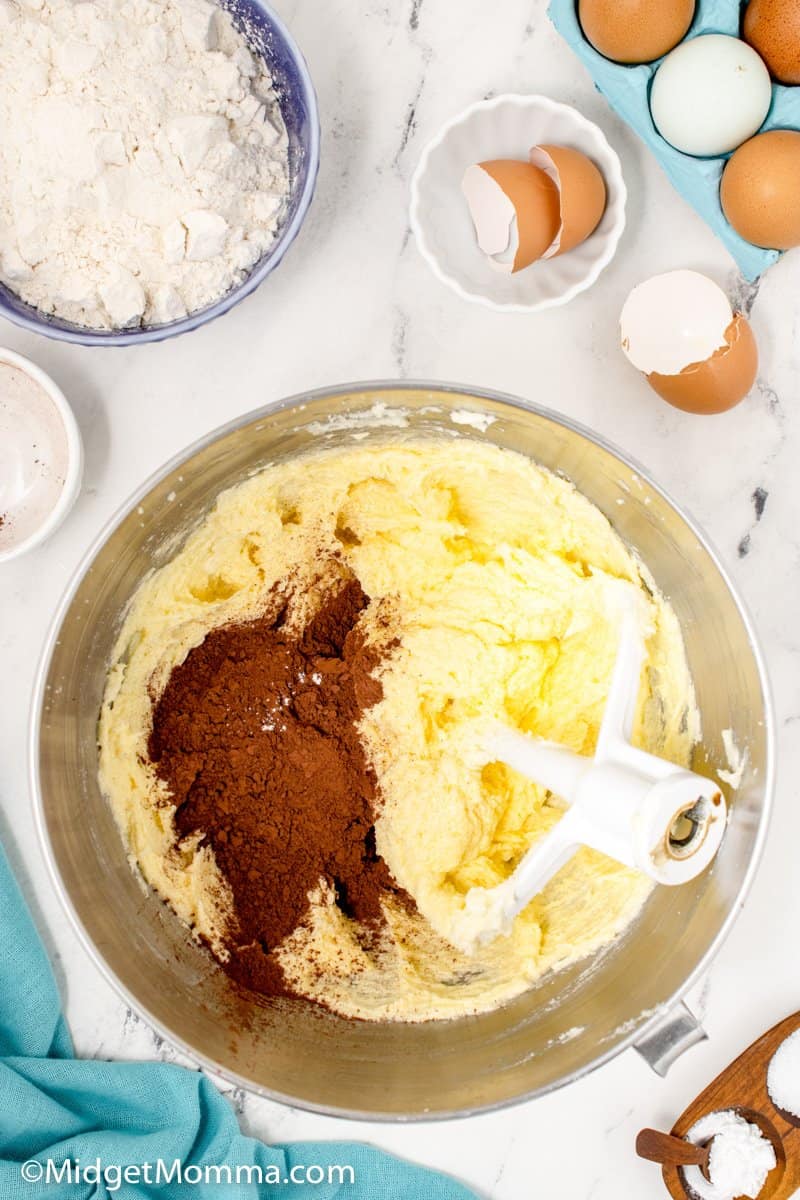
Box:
[32,382,774,1119]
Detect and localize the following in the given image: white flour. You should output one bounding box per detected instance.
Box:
[767,1027,800,1117]
[681,1110,776,1200]
[0,362,68,550]
[0,0,290,328]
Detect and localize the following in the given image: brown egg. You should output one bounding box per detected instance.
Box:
[530,145,607,256]
[578,0,696,64]
[621,271,758,415]
[721,130,800,249]
[647,315,758,414]
[462,160,561,272]
[744,0,800,85]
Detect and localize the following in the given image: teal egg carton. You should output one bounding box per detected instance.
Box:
[548,0,800,279]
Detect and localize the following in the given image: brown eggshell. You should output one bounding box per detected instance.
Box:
[476,160,561,271]
[721,130,800,250]
[532,145,607,256]
[744,0,800,85]
[646,315,758,414]
[578,0,696,64]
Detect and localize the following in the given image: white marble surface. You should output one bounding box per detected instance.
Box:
[1,1,799,1197]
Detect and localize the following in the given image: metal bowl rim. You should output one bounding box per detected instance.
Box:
[29,378,776,1121]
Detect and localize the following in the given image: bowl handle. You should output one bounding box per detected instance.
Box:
[633,1002,707,1076]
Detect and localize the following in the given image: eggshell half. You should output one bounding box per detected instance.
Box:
[529,144,607,257]
[620,270,734,376]
[462,160,561,273]
[646,315,758,414]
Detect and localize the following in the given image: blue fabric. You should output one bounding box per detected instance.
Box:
[548,0,800,280]
[0,844,477,1199]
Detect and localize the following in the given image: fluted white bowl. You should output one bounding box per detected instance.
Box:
[410,95,627,312]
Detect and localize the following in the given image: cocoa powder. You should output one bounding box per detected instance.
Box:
[148,572,410,999]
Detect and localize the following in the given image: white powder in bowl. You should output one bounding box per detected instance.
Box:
[0,0,290,329]
[768,1027,800,1117]
[0,362,69,551]
[681,1110,776,1200]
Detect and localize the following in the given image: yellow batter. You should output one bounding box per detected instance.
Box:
[99,438,699,1021]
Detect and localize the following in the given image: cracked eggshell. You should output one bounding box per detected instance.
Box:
[647,315,758,413]
[461,160,561,273]
[620,270,758,414]
[529,144,607,257]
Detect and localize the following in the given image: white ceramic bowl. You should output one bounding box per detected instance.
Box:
[0,348,83,563]
[410,95,627,312]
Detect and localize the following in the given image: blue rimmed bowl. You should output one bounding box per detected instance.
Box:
[0,0,320,347]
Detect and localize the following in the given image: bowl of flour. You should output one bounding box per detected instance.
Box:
[0,0,319,345]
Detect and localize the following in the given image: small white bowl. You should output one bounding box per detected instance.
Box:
[410,94,627,312]
[0,348,83,564]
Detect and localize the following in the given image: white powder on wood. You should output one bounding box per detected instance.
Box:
[768,1027,800,1117]
[0,0,290,329]
[681,1110,776,1200]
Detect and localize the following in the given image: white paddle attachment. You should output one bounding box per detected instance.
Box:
[450,592,727,954]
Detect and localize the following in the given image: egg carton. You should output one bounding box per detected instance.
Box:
[548,0,800,280]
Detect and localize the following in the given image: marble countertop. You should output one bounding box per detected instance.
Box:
[1,1,799,1197]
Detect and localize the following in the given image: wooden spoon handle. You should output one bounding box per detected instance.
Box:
[636,1128,708,1168]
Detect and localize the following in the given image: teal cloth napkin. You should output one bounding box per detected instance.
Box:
[548,0,800,280]
[0,843,478,1199]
